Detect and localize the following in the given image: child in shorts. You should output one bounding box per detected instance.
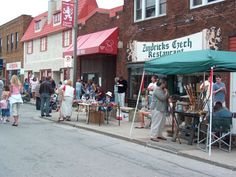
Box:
[0,86,10,123]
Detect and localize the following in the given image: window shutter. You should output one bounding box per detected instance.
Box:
[70,30,72,45]
[45,37,48,51]
[62,31,65,47]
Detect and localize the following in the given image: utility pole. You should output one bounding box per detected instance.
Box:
[73,0,78,86]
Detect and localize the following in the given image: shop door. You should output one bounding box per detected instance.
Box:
[229,37,236,112]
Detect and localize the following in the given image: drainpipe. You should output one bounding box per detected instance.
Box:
[73,0,78,86]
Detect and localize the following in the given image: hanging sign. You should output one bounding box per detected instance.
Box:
[64,55,72,67]
[6,62,21,70]
[61,1,74,28]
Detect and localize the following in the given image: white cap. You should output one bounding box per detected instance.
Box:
[106,91,112,97]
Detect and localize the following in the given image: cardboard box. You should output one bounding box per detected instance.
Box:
[89,111,104,124]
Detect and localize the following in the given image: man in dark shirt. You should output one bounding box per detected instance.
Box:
[50,77,56,90]
[117,76,127,107]
[39,77,54,117]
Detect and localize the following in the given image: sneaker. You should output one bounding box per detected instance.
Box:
[46,115,52,117]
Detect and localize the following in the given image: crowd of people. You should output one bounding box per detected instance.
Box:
[0,73,129,126]
[0,72,232,143]
[22,75,128,122]
[135,74,232,142]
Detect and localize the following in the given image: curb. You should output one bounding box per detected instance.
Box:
[178,152,236,171]
[42,116,236,171]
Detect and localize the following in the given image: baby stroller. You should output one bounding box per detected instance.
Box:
[50,93,58,110]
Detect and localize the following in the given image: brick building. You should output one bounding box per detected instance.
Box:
[121,0,236,110]
[0,15,32,83]
[63,3,124,92]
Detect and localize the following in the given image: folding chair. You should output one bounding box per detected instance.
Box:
[198,117,232,152]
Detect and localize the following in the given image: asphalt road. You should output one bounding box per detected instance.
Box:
[0,104,235,177]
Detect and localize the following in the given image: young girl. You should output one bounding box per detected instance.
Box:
[0,86,10,123]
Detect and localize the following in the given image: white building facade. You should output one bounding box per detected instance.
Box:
[23,31,72,84]
[21,0,73,84]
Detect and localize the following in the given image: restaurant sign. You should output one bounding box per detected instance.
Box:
[127,31,205,62]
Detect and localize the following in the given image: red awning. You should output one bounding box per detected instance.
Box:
[63,27,119,56]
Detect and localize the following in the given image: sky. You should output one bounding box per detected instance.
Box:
[0,0,124,25]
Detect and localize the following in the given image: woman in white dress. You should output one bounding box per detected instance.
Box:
[60,80,75,121]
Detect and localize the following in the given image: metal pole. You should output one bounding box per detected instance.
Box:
[209,67,214,157]
[73,0,78,86]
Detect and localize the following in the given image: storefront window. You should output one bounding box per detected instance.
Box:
[129,67,155,99]
[129,67,208,98]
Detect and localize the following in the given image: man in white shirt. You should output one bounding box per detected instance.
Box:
[147,75,158,108]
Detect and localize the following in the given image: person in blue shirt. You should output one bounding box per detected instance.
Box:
[23,78,30,93]
[75,78,82,101]
[213,102,232,118]
[213,75,226,107]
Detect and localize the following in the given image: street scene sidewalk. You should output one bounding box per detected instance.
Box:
[28,101,236,171]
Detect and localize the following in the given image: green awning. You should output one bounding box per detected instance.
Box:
[144,50,236,74]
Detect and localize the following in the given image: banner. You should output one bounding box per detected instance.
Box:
[61,1,74,28]
[126,31,208,62]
